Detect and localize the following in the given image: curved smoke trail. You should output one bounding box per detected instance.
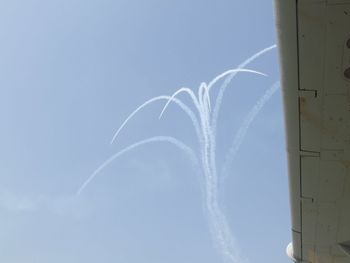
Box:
[211,45,277,133]
[159,87,201,119]
[77,45,276,263]
[77,136,198,196]
[110,96,202,146]
[220,81,280,184]
[208,46,277,210]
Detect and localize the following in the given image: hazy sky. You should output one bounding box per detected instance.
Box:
[0,1,290,262]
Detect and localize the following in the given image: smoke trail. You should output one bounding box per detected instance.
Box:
[220,81,280,183]
[207,68,267,92]
[159,68,267,183]
[78,46,276,263]
[155,67,268,263]
[76,136,198,196]
[203,149,246,263]
[208,46,276,203]
[159,87,201,119]
[207,81,280,262]
[202,49,277,261]
[196,96,238,263]
[211,45,277,132]
[195,68,268,263]
[198,83,210,114]
[110,96,201,145]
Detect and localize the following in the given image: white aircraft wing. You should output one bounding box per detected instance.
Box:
[275,1,350,262]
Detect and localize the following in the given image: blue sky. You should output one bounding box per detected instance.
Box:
[0,1,290,262]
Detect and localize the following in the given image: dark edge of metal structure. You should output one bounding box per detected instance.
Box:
[274,0,301,261]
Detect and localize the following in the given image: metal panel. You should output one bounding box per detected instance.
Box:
[275,0,350,262]
[299,2,350,263]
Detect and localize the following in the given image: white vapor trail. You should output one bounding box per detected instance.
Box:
[207,68,267,92]
[159,87,201,119]
[76,136,198,196]
[211,45,277,133]
[77,44,277,263]
[110,96,202,146]
[220,81,280,185]
[209,46,277,202]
